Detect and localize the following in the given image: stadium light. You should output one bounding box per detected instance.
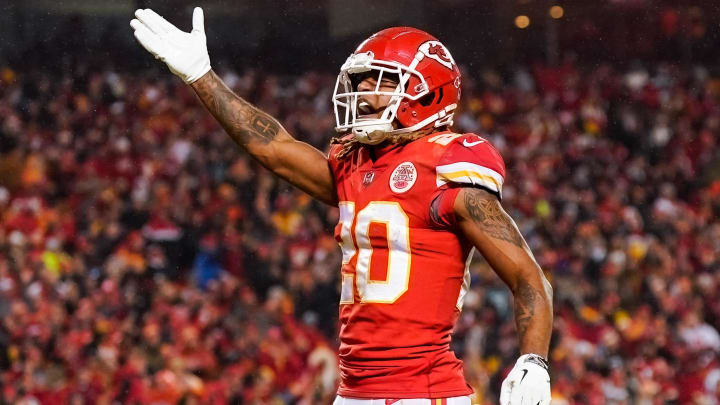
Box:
[515,15,530,29]
[550,5,564,19]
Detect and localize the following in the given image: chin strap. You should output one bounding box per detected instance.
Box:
[331,126,437,160]
[354,128,393,145]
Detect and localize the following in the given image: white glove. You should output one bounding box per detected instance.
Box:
[499,354,551,405]
[130,7,211,84]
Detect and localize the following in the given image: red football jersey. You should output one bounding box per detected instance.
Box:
[329,131,506,398]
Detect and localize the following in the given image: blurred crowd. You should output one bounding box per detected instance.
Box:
[453,61,720,404]
[1,56,720,405]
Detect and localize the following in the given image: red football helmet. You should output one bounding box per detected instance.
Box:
[333,27,462,144]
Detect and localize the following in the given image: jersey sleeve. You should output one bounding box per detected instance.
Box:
[430,134,506,228]
[435,134,506,198]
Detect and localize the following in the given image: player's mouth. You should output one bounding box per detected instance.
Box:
[357,100,379,117]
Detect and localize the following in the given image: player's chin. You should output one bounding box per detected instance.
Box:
[359,107,390,120]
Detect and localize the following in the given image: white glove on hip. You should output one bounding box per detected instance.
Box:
[499,354,551,405]
[130,7,211,84]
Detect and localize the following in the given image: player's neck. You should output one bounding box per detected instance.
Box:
[368,141,399,162]
[366,127,452,161]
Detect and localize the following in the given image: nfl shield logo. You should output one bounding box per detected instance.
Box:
[362,171,375,186]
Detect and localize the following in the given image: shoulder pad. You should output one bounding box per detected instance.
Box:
[435,133,506,197]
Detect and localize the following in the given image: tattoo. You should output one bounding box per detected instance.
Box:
[514,279,540,339]
[192,71,281,146]
[462,188,524,247]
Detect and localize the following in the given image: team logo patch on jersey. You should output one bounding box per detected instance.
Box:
[389,162,417,193]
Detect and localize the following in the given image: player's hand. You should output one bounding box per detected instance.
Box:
[499,354,551,405]
[130,7,211,84]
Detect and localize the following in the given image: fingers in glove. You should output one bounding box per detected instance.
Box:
[508,382,523,405]
[132,25,165,59]
[499,379,512,405]
[135,9,170,35]
[134,9,159,34]
[515,387,543,405]
[191,7,205,34]
[540,388,552,405]
[129,18,146,31]
[142,9,179,33]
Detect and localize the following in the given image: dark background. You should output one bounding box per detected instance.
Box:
[2,0,720,74]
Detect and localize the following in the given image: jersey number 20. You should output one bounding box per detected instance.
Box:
[338,201,411,304]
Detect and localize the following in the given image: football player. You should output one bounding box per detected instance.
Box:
[131,8,553,405]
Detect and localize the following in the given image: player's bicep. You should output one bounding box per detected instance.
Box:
[267,139,338,206]
[453,187,539,290]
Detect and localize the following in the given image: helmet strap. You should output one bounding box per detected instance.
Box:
[331,125,438,160]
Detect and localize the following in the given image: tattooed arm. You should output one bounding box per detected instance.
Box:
[454,187,552,357]
[129,10,335,205]
[191,71,337,206]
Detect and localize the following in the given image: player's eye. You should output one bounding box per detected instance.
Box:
[380,73,400,88]
[349,71,399,91]
[349,71,376,90]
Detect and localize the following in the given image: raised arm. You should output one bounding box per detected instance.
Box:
[453,187,552,405]
[130,8,336,206]
[190,71,336,205]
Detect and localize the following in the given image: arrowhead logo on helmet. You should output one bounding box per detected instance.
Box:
[420,41,456,70]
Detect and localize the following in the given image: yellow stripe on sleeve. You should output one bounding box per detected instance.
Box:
[438,170,501,190]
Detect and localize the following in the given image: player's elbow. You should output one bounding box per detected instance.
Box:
[541,274,553,304]
[513,267,553,317]
[249,140,285,170]
[513,262,552,300]
[535,269,553,311]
